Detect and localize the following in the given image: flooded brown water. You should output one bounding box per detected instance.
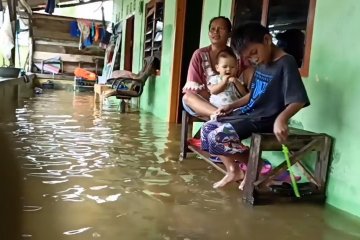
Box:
[1,90,360,240]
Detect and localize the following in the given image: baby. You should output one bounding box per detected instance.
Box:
[208,48,247,118]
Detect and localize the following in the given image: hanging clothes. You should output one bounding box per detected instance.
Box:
[0,10,4,28]
[101,30,111,45]
[19,0,32,15]
[0,7,14,60]
[77,20,91,49]
[70,21,80,37]
[91,22,95,39]
[94,25,100,42]
[45,0,56,14]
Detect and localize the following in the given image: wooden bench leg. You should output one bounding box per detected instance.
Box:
[180,110,190,161]
[315,135,332,194]
[243,134,262,205]
[120,99,126,113]
[94,91,100,104]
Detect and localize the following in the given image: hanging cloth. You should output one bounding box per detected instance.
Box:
[0,7,14,60]
[94,25,101,42]
[45,0,56,14]
[77,20,91,49]
[70,21,80,37]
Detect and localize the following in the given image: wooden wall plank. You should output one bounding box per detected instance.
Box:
[34,51,104,63]
[33,28,77,41]
[33,18,72,33]
[35,44,105,56]
[32,13,103,24]
[35,39,78,48]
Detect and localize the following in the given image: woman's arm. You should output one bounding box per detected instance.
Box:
[231,77,248,96]
[242,67,255,91]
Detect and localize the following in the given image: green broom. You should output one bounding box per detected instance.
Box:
[282,144,301,198]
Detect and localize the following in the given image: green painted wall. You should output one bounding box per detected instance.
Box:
[199,0,233,47]
[219,0,233,19]
[293,0,360,217]
[113,0,176,121]
[199,0,221,47]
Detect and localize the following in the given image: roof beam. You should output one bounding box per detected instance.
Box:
[31,0,105,11]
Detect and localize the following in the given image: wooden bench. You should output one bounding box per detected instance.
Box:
[179,110,206,161]
[179,110,333,205]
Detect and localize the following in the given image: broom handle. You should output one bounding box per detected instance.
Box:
[282,144,301,198]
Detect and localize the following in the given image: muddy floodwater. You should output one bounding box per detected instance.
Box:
[1,90,359,240]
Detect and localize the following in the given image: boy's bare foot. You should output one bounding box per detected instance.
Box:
[239,178,246,191]
[213,170,244,189]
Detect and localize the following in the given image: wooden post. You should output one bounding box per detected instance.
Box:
[28,37,34,72]
[28,13,34,72]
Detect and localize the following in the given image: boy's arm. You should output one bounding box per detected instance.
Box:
[274,102,305,143]
[208,76,229,94]
[216,93,250,116]
[275,55,310,142]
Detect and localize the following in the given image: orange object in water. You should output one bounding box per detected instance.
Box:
[74,68,97,81]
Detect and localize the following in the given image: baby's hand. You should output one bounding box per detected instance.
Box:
[222,75,231,82]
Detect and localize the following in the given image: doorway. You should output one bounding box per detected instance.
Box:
[169,0,204,123]
[124,15,135,71]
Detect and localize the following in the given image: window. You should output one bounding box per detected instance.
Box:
[232,0,316,76]
[233,0,263,28]
[144,0,164,72]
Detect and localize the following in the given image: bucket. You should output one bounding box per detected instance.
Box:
[0,67,21,78]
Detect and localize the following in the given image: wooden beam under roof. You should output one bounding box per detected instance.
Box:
[30,0,107,11]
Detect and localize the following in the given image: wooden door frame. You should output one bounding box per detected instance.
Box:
[168,0,187,123]
[124,15,135,71]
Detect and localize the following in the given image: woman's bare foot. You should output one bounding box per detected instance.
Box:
[213,170,244,189]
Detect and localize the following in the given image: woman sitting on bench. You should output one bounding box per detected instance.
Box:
[182,16,253,119]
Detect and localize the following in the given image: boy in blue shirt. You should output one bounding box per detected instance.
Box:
[201,23,310,189]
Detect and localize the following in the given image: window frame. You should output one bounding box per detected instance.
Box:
[232,0,316,77]
[143,0,164,75]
